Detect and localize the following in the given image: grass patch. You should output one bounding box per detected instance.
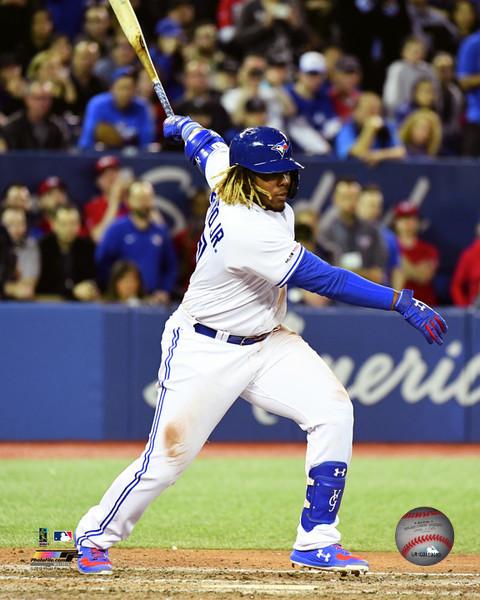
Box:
[0,456,478,552]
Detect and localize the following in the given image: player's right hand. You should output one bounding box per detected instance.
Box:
[163,115,192,141]
[394,289,448,345]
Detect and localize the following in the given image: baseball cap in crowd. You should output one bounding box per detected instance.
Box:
[336,55,361,74]
[299,51,326,74]
[95,155,120,174]
[110,66,137,84]
[394,201,420,219]
[155,17,183,38]
[245,97,267,113]
[37,176,65,196]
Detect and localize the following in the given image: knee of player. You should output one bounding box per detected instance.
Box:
[163,422,188,462]
[323,385,353,420]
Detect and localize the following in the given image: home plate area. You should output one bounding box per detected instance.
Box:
[2,549,479,600]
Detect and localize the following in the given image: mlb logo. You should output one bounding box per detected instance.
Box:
[53,530,73,543]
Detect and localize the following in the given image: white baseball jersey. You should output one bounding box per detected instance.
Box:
[182,144,305,336]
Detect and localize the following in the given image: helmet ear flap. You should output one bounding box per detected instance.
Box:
[288,171,299,199]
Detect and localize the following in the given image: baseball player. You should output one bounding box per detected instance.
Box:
[75,117,447,575]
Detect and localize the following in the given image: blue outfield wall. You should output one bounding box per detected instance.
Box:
[0,304,479,442]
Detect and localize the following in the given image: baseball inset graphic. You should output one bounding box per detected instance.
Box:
[395,507,454,566]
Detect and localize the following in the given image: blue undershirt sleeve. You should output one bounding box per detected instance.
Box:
[287,248,395,310]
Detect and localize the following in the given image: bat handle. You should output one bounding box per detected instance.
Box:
[153,79,174,118]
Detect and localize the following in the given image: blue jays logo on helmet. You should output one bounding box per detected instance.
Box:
[269,140,289,158]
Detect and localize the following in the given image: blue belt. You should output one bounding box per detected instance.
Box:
[193,323,272,345]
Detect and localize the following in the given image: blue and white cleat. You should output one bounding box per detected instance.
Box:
[290,544,369,575]
[77,545,113,574]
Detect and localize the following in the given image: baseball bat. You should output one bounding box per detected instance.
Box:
[108,0,174,117]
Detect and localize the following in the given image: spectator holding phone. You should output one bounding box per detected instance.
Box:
[335,92,405,165]
[83,156,130,243]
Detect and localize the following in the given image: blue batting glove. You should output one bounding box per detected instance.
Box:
[163,115,200,142]
[394,289,448,345]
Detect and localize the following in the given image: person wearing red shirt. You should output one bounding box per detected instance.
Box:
[394,201,439,306]
[451,223,480,306]
[83,155,130,243]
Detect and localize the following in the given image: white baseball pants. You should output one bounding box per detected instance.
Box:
[75,307,353,551]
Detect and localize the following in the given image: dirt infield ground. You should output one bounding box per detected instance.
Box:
[0,549,479,599]
[1,442,478,598]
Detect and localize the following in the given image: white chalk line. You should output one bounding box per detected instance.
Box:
[0,564,479,578]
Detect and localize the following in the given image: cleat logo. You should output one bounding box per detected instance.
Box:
[316,549,331,562]
[328,489,341,512]
[334,467,346,477]
[269,140,289,158]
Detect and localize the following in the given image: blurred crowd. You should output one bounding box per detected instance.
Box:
[1,0,480,158]
[0,154,479,307]
[1,0,480,308]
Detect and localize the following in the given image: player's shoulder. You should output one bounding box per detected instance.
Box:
[205,144,230,188]
[283,202,294,219]
[220,200,266,227]
[220,201,292,247]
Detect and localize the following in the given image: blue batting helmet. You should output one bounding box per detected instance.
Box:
[229,127,303,198]
[230,127,303,173]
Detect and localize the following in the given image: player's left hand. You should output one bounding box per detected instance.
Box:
[163,115,192,141]
[394,289,448,345]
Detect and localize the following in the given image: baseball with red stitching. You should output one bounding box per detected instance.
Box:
[395,506,454,566]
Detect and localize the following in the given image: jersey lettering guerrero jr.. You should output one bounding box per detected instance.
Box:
[182,144,304,336]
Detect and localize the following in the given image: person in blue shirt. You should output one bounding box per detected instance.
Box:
[285,51,339,154]
[96,180,178,304]
[335,92,405,165]
[457,28,480,155]
[149,18,184,103]
[78,67,155,150]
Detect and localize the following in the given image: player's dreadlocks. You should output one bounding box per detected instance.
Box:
[213,165,269,209]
